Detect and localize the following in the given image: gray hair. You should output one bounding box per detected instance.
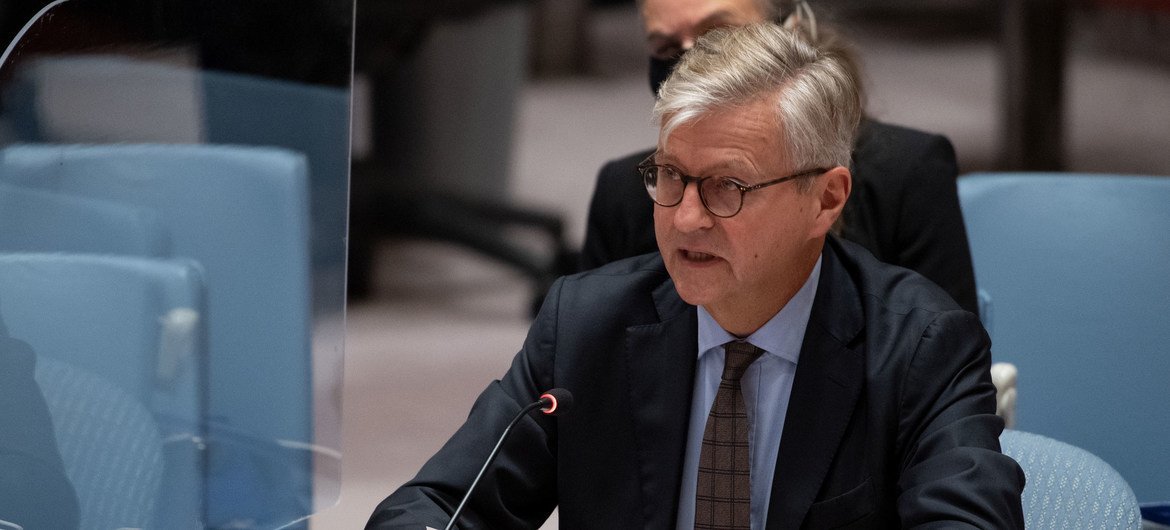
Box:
[653,22,861,176]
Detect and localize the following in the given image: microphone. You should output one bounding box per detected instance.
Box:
[444,388,573,530]
[538,388,572,416]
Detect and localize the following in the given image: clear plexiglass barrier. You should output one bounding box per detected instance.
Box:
[0,0,351,528]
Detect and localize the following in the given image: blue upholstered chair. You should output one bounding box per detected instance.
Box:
[1,56,345,525]
[0,253,205,528]
[0,143,315,526]
[5,55,349,306]
[1000,429,1141,529]
[958,173,1170,504]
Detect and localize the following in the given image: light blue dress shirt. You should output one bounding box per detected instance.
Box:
[676,257,822,530]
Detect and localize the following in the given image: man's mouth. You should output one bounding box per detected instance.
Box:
[681,249,718,262]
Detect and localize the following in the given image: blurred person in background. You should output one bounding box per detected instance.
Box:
[581,0,980,315]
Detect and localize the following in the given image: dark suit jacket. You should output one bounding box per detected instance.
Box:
[367,238,1024,529]
[579,119,980,315]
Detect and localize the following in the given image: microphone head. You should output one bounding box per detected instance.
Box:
[539,388,574,416]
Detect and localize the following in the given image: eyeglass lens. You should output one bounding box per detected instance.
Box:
[645,166,742,217]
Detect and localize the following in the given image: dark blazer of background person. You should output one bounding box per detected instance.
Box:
[0,326,80,529]
[580,118,980,315]
[366,237,1024,529]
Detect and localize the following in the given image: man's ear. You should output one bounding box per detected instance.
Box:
[811,166,851,238]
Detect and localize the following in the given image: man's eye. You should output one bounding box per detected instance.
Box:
[652,44,683,60]
[714,178,741,192]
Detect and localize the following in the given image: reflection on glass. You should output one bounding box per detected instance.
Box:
[0,0,351,528]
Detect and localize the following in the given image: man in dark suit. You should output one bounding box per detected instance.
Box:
[368,23,1022,529]
[581,0,979,315]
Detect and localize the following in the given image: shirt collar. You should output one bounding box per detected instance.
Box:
[697,256,822,365]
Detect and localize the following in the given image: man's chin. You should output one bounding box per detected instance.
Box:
[670,278,722,308]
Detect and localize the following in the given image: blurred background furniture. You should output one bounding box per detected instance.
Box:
[352,0,575,311]
[958,172,1170,505]
[1,0,353,527]
[1000,0,1069,171]
[1000,429,1141,529]
[0,143,315,527]
[3,53,350,306]
[0,253,205,528]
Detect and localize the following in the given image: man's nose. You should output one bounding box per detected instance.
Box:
[672,183,714,232]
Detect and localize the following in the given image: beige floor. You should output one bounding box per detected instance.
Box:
[310,5,1170,529]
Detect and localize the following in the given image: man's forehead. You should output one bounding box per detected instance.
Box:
[641,0,767,32]
[657,103,786,173]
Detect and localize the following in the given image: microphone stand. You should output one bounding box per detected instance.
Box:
[443,399,546,530]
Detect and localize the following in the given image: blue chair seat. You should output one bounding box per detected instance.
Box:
[1000,429,1141,529]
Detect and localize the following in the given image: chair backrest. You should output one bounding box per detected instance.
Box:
[5,54,349,279]
[201,67,350,312]
[0,182,169,256]
[1000,429,1141,529]
[0,253,204,409]
[959,173,1170,502]
[0,143,315,525]
[35,357,165,530]
[0,252,206,528]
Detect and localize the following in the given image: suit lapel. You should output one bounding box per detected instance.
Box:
[624,277,697,530]
[766,242,866,529]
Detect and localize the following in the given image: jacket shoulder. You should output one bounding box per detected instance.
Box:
[596,148,655,197]
[854,120,956,183]
[830,237,964,317]
[544,252,673,319]
[857,119,953,157]
[599,148,655,178]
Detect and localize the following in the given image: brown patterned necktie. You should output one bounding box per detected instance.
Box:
[695,340,765,529]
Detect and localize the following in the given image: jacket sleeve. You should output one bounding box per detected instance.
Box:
[365,281,563,530]
[893,135,980,316]
[895,309,1025,528]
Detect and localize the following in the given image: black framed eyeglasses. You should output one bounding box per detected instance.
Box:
[637,155,828,218]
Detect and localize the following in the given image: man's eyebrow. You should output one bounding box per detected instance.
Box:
[695,9,738,31]
[645,30,671,44]
[656,154,755,176]
[645,9,737,43]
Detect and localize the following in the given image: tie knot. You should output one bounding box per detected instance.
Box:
[722,341,763,382]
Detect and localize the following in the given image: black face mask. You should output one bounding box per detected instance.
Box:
[649,54,683,99]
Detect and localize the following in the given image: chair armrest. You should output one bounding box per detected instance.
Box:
[990,362,1018,429]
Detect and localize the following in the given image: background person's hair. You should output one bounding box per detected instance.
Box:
[653,22,862,181]
[776,1,870,111]
[801,23,866,112]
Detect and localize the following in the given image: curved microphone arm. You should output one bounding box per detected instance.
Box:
[444,389,571,530]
